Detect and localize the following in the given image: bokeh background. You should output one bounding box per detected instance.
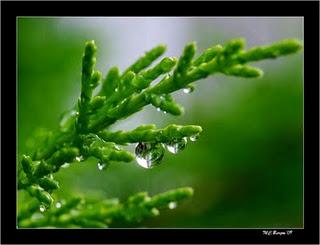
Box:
[18,17,303,228]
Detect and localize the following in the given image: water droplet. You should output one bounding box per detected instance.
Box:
[97,162,106,171]
[115,145,120,150]
[135,142,164,169]
[61,163,70,168]
[189,134,200,142]
[168,201,177,209]
[39,205,46,212]
[156,107,167,114]
[55,202,62,209]
[115,88,119,92]
[166,137,187,154]
[183,86,194,94]
[75,156,84,162]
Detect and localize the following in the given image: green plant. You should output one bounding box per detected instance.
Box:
[18,38,302,228]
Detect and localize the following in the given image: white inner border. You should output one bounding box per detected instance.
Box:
[16,16,304,230]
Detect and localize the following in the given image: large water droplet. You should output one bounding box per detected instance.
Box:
[97,162,106,171]
[189,134,200,142]
[166,137,187,154]
[39,205,46,212]
[168,201,177,209]
[135,142,164,169]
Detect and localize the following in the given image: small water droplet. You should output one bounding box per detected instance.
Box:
[114,145,120,150]
[166,137,187,154]
[183,86,194,94]
[61,163,70,168]
[115,88,119,92]
[189,134,200,142]
[39,205,46,212]
[168,201,177,209]
[135,142,164,169]
[156,107,167,114]
[55,202,62,209]
[97,162,106,171]
[75,156,84,162]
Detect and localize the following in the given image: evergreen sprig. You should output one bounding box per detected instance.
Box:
[18,187,193,228]
[18,38,302,227]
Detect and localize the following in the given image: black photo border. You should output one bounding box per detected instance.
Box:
[1,1,319,244]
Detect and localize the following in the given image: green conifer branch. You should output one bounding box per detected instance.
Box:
[18,37,302,227]
[18,187,193,228]
[88,39,302,132]
[98,124,202,145]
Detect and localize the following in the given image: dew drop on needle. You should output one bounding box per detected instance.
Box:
[97,162,106,171]
[135,142,164,169]
[61,163,70,168]
[183,86,194,94]
[189,134,199,142]
[165,137,187,154]
[168,202,177,209]
[75,156,84,162]
[39,205,46,212]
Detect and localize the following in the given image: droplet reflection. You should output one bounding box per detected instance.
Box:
[165,137,187,154]
[135,142,164,169]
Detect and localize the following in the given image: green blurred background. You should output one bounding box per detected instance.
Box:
[18,17,303,228]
